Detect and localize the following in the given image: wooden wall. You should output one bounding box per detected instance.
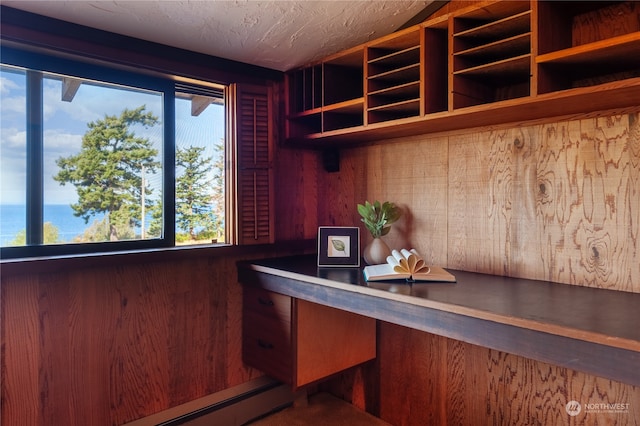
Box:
[2,101,638,426]
[0,242,329,426]
[319,110,640,424]
[0,138,315,425]
[320,112,640,293]
[1,252,254,425]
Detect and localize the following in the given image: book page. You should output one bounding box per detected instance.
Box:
[398,248,429,275]
[363,263,410,281]
[388,250,409,274]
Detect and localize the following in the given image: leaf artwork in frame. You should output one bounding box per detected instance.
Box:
[317,226,360,267]
[328,236,349,257]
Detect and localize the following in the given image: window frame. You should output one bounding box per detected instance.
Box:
[1,6,279,260]
[1,45,180,258]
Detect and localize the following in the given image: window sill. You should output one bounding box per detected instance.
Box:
[0,239,315,277]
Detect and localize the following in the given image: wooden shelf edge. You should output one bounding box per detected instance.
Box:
[368,80,420,97]
[322,97,364,113]
[368,44,420,64]
[367,98,420,112]
[453,9,531,39]
[536,32,640,65]
[453,53,531,76]
[368,63,420,80]
[454,32,531,58]
[289,107,322,119]
[285,78,640,147]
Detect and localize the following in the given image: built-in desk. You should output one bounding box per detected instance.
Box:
[238,255,640,387]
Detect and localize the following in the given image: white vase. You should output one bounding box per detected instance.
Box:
[363,237,391,265]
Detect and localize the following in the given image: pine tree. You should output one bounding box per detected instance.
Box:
[176,145,214,240]
[210,140,225,241]
[54,106,160,241]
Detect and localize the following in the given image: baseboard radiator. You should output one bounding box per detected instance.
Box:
[123,377,294,426]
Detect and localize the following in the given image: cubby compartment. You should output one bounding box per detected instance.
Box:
[286,111,322,139]
[366,28,422,124]
[423,19,449,114]
[288,65,322,113]
[535,1,640,93]
[452,1,532,108]
[323,107,364,132]
[287,48,364,136]
[323,49,364,106]
[320,49,364,132]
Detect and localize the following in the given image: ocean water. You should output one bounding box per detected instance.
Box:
[0,204,106,246]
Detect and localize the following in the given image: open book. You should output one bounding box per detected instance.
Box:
[363,249,456,282]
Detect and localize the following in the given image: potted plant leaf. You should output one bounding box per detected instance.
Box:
[357,200,401,264]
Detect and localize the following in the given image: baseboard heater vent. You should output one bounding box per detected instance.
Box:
[123,377,294,426]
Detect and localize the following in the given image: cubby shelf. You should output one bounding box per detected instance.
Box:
[453,10,531,42]
[536,32,640,67]
[452,1,531,108]
[454,33,531,63]
[454,54,531,77]
[368,45,421,69]
[368,98,420,113]
[285,0,640,146]
[368,81,421,104]
[366,28,422,125]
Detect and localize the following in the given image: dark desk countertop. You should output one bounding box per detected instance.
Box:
[238,254,640,386]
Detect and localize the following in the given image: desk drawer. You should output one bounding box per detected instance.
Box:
[242,311,292,383]
[243,287,291,319]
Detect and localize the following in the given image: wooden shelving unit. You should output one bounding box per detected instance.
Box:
[286,47,364,137]
[366,28,422,124]
[451,2,532,108]
[284,0,640,146]
[535,1,640,93]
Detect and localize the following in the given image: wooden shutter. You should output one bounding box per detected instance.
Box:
[233,83,274,245]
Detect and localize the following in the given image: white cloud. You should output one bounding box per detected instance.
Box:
[0,75,20,95]
[44,129,83,154]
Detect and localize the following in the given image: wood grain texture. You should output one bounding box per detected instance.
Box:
[0,251,297,426]
[1,274,41,425]
[318,110,640,423]
[374,322,640,426]
[320,111,640,292]
[534,115,640,291]
[274,146,320,240]
[322,134,449,266]
[295,300,376,387]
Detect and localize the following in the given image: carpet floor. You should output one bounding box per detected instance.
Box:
[245,392,391,426]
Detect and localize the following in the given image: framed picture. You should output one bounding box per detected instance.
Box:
[317,226,360,267]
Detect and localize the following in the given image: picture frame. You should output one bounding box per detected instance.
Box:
[317,226,360,267]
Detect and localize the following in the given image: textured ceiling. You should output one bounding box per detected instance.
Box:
[3,1,434,71]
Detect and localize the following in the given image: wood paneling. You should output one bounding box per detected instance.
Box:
[274,146,320,241]
[0,247,315,426]
[447,113,640,291]
[295,300,376,387]
[375,322,640,426]
[320,111,640,293]
[2,256,234,425]
[319,110,640,424]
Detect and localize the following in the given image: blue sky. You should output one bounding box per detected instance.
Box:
[1,65,224,205]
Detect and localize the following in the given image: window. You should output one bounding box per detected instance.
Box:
[0,46,257,259]
[175,86,226,245]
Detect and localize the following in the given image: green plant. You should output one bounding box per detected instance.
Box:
[357,200,401,238]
